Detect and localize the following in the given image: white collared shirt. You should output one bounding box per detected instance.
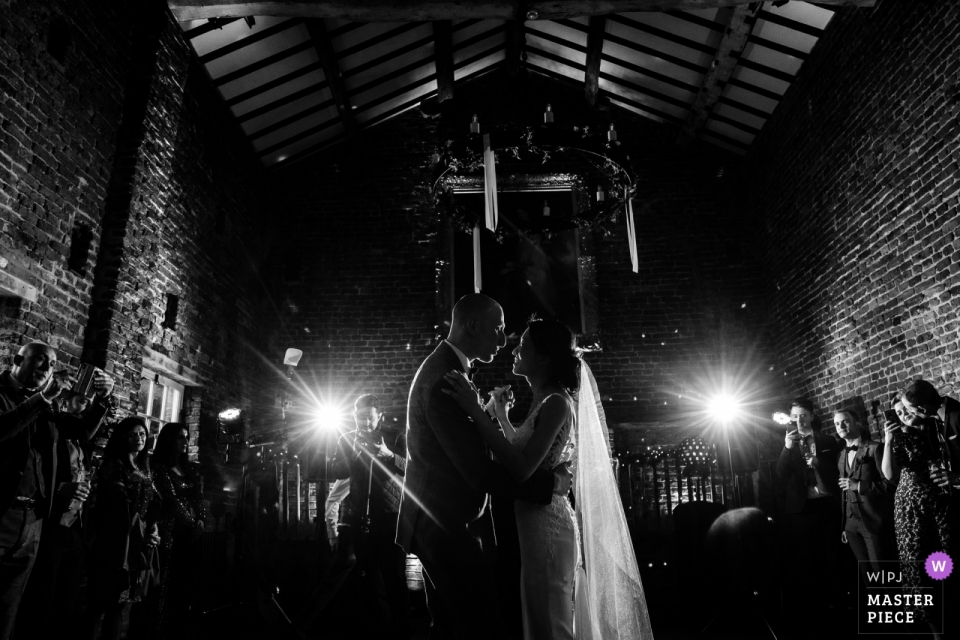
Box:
[443,340,471,374]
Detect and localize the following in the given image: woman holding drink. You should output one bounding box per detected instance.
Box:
[881,398,950,634]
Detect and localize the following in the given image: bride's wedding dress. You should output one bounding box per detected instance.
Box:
[511,364,654,640]
[512,394,579,640]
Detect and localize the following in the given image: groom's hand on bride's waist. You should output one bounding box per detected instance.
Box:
[553,462,572,495]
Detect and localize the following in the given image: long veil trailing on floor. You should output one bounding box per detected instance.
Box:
[573,361,654,640]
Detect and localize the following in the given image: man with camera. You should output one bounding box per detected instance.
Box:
[0,342,112,639]
[16,376,114,639]
[776,397,841,608]
[293,394,409,638]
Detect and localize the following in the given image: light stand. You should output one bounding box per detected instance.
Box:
[281,348,302,537]
[722,421,741,509]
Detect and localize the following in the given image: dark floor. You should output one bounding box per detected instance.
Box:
[197,595,906,640]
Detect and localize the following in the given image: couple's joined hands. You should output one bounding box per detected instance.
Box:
[442,370,571,495]
[443,371,513,423]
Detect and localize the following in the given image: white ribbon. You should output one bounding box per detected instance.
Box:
[473,225,482,293]
[483,134,498,232]
[625,197,638,273]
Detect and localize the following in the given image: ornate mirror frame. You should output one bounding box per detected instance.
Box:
[434,172,601,350]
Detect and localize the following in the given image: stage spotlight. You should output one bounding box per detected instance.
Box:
[315,404,344,431]
[216,407,245,462]
[708,394,742,423]
[219,407,242,423]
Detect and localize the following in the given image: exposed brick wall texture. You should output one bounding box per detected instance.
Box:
[87,9,275,495]
[748,1,960,430]
[0,1,135,366]
[1,2,274,507]
[268,109,439,428]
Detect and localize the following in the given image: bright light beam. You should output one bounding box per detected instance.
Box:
[707,394,742,424]
[315,404,345,431]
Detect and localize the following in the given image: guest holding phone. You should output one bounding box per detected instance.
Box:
[881,397,949,633]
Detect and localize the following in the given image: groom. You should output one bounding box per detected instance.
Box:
[397,294,568,639]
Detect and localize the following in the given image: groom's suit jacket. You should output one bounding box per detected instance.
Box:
[396,342,553,552]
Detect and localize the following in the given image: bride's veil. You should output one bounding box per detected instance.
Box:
[574,361,654,640]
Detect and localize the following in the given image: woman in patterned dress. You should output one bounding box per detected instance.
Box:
[82,417,160,640]
[149,422,206,639]
[881,399,951,630]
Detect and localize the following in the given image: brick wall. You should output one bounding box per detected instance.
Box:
[749,1,960,431]
[268,68,775,446]
[268,108,439,429]
[1,1,275,509]
[0,0,135,365]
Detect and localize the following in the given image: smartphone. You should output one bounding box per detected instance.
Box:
[71,363,99,399]
[883,408,902,425]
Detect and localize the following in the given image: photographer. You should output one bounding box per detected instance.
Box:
[0,342,101,639]
[775,397,841,607]
[293,395,409,638]
[16,373,115,640]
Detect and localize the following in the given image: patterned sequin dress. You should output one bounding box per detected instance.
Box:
[512,393,579,640]
[892,429,952,623]
[86,458,160,606]
[150,463,206,639]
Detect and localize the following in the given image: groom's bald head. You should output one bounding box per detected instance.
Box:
[451,294,499,328]
[447,294,506,363]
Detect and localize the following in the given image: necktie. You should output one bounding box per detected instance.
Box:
[845,445,858,452]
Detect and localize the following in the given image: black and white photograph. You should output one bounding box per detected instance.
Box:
[1,1,958,639]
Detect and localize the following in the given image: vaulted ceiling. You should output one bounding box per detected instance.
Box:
[172,1,870,168]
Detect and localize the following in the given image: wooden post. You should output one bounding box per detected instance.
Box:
[433,20,455,102]
[584,15,606,106]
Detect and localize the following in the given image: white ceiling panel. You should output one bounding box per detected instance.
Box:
[454,49,505,82]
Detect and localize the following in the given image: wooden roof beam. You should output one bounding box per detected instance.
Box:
[305,18,358,137]
[677,3,759,147]
[433,20,454,102]
[169,0,875,22]
[584,15,606,106]
[506,19,525,76]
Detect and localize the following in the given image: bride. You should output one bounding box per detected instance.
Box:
[444,319,653,640]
